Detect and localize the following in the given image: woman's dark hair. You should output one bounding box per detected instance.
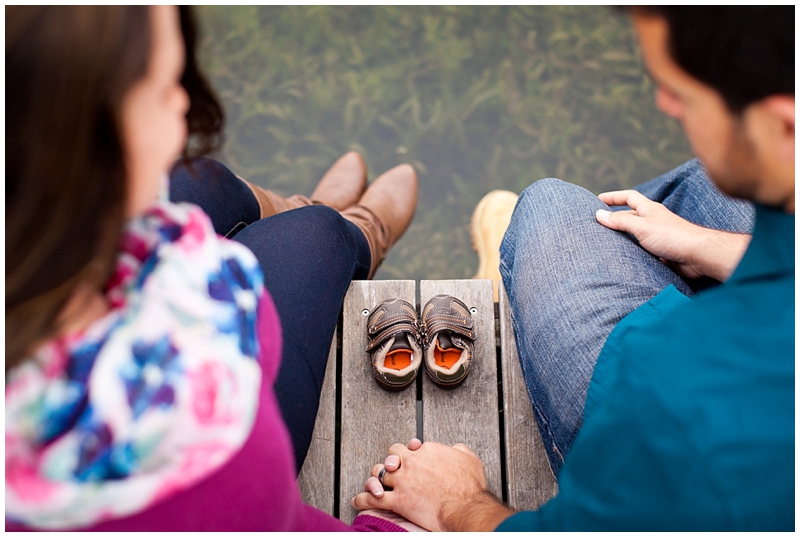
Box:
[179,6,225,156]
[5,6,224,369]
[627,6,794,113]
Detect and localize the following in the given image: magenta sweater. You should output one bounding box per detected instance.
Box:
[6,291,403,532]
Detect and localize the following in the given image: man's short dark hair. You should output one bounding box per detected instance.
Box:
[628,6,794,113]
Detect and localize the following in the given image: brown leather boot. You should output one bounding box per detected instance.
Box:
[341,164,418,279]
[240,152,368,218]
[310,151,367,210]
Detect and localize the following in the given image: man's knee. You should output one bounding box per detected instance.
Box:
[502,178,570,274]
[505,178,593,241]
[515,177,597,219]
[501,178,603,275]
[518,177,570,204]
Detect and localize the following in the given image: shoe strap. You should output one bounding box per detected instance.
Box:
[367,322,420,353]
[366,299,421,353]
[421,295,476,347]
[424,317,475,347]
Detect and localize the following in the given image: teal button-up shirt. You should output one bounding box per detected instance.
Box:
[498,204,794,531]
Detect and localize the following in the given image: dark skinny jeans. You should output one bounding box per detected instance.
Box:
[169,157,371,472]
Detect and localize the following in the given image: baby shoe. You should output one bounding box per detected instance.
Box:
[366,298,423,391]
[421,295,476,388]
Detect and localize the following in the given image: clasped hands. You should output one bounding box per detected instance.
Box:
[351,439,514,532]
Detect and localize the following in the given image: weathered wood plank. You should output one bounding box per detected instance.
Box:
[339,280,417,523]
[498,282,558,510]
[419,279,503,500]
[297,328,337,515]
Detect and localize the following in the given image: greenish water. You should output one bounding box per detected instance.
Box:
[196,6,693,280]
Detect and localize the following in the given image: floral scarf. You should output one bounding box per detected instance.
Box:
[5,200,265,529]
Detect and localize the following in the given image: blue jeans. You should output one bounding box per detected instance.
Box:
[169,158,371,472]
[499,159,754,477]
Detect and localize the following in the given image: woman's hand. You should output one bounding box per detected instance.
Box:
[362,438,422,499]
[595,190,751,282]
[352,440,514,532]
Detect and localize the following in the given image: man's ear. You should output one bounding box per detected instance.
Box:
[761,96,795,164]
[745,95,794,172]
[747,95,795,212]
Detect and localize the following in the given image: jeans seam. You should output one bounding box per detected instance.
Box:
[506,280,565,477]
[528,392,564,471]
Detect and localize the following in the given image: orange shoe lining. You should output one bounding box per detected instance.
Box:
[384,349,412,371]
[435,341,461,370]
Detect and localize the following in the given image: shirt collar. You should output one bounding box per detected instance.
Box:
[728,204,795,283]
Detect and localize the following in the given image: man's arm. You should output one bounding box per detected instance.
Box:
[351,441,516,532]
[595,190,751,282]
[441,490,516,532]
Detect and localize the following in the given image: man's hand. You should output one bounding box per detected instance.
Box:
[595,190,751,282]
[351,441,515,532]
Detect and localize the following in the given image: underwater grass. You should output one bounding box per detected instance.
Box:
[196,6,693,281]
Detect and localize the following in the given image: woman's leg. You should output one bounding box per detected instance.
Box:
[169,157,372,472]
[169,157,261,237]
[233,206,371,472]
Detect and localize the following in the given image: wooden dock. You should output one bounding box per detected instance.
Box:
[297,279,557,523]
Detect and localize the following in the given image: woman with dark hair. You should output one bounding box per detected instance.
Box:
[6,5,417,531]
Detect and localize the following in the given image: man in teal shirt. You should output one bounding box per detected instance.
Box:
[352,6,794,531]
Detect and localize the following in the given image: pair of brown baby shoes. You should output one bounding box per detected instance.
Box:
[366,295,476,391]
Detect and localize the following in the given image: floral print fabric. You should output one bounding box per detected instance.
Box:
[5,200,265,529]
